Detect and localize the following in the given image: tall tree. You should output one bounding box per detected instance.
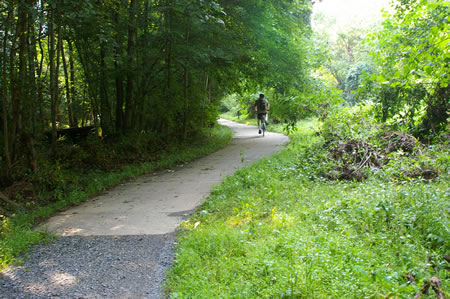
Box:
[361,0,449,137]
[1,7,13,170]
[124,0,137,131]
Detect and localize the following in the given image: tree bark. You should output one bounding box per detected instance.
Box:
[27,2,39,135]
[124,0,137,131]
[99,42,112,135]
[61,41,75,128]
[9,3,21,161]
[17,0,28,140]
[67,39,78,127]
[55,14,62,126]
[183,20,190,141]
[26,0,38,173]
[113,5,124,132]
[1,9,13,170]
[37,17,45,131]
[49,2,58,149]
[164,0,173,140]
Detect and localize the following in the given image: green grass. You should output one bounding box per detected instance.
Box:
[166,120,449,298]
[0,125,233,271]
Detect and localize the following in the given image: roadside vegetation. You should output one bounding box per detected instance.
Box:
[0,125,232,270]
[167,0,449,297]
[167,110,449,298]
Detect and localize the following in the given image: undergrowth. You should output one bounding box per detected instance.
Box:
[166,111,449,298]
[0,125,232,271]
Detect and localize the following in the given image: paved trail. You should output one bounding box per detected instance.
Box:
[0,119,288,298]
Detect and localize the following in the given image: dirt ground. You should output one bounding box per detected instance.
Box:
[1,119,288,298]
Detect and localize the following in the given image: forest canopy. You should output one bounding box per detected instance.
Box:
[0,0,313,175]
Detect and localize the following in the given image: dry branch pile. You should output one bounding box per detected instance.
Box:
[323,131,438,181]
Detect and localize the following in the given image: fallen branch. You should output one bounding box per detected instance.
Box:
[431,277,445,299]
[355,152,372,172]
[408,273,446,299]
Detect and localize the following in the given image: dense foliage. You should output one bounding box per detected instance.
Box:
[0,0,313,178]
[312,13,374,103]
[360,0,449,139]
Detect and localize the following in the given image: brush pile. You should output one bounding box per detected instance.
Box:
[323,131,439,181]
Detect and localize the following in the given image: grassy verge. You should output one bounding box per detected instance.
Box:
[0,125,233,271]
[166,120,449,298]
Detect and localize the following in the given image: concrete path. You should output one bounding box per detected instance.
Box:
[1,120,288,298]
[40,119,289,236]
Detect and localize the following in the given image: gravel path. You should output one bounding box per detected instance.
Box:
[0,120,288,298]
[1,235,175,298]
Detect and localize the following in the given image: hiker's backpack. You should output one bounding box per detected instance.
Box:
[258,99,268,112]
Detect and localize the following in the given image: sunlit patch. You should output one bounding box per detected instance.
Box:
[61,228,85,236]
[226,215,252,227]
[49,272,77,287]
[111,225,125,231]
[271,212,296,228]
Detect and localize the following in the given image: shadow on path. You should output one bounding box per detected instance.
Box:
[0,234,175,298]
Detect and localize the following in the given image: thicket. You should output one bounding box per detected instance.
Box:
[359,0,449,140]
[313,0,448,141]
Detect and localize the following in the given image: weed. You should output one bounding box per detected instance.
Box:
[166,119,449,298]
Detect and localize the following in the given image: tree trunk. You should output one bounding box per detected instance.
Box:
[67,39,78,127]
[115,62,124,132]
[37,20,45,131]
[1,9,13,170]
[183,21,190,141]
[17,0,28,139]
[26,0,38,173]
[124,0,137,131]
[61,41,75,128]
[164,0,173,140]
[55,16,62,126]
[49,2,58,149]
[113,6,124,132]
[99,42,112,135]
[28,3,38,135]
[9,3,22,161]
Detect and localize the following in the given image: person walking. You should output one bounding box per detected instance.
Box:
[254,93,269,134]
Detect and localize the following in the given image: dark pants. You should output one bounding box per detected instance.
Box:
[257,113,267,120]
[257,113,267,129]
